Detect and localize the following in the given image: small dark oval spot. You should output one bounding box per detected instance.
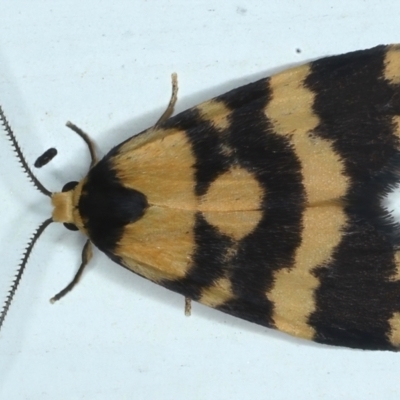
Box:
[34,148,57,168]
[62,181,79,192]
[63,223,79,231]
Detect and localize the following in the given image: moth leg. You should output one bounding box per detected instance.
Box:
[65,121,98,167]
[185,297,191,317]
[155,73,178,126]
[50,240,93,303]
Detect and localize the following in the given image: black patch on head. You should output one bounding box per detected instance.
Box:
[79,158,148,252]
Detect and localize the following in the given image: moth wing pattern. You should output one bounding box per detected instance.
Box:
[72,44,400,350]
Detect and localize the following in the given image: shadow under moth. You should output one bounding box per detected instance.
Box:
[2,44,400,351]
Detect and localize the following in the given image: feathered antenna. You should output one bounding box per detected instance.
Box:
[0,105,51,197]
[0,107,98,333]
[0,218,53,331]
[0,105,54,332]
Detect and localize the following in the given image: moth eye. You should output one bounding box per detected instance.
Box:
[63,223,79,231]
[62,181,79,192]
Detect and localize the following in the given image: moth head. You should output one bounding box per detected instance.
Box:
[0,73,176,333]
[0,111,97,331]
[54,181,80,231]
[50,122,97,234]
[51,180,85,233]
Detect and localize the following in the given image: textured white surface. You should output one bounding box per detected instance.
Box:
[1,1,400,399]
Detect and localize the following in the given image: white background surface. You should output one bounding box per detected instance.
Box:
[1,1,400,399]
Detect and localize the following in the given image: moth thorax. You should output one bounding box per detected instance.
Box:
[52,191,75,224]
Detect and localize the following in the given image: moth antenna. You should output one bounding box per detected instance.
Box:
[155,73,178,126]
[65,121,97,168]
[0,217,53,333]
[185,297,191,317]
[0,105,51,197]
[50,240,93,303]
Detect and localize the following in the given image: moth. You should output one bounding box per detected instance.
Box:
[2,44,400,351]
